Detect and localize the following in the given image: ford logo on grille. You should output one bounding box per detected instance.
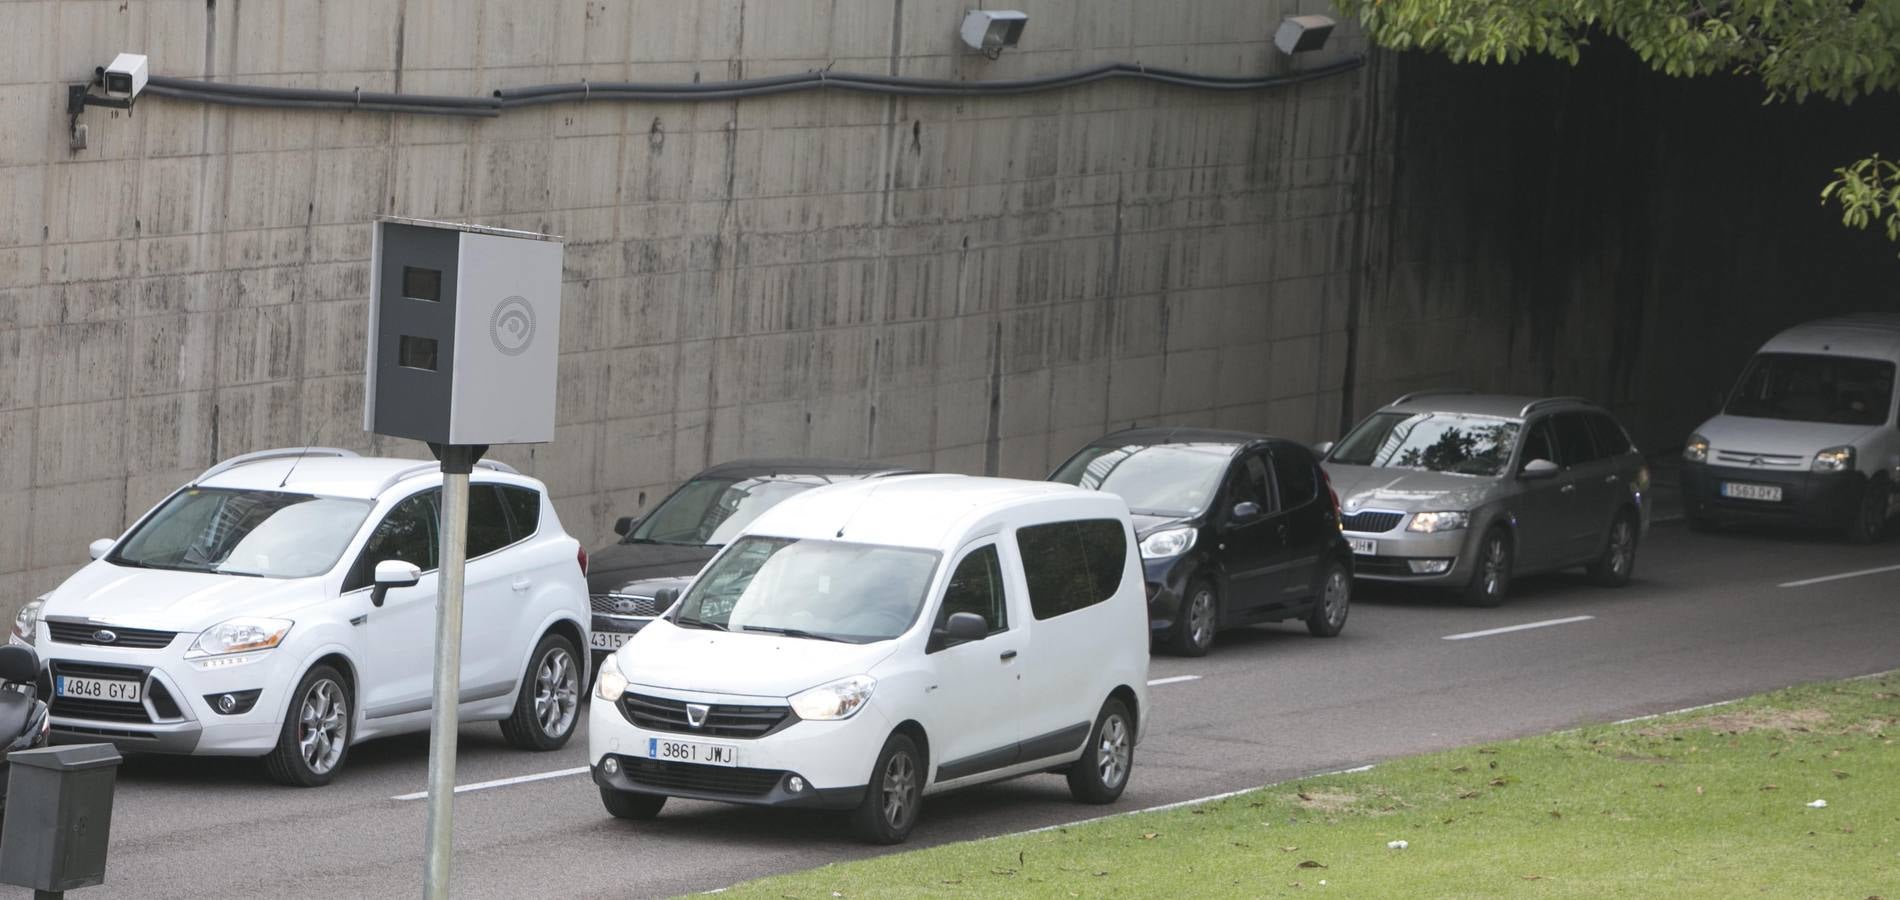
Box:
[92,629,118,644]
[615,598,642,615]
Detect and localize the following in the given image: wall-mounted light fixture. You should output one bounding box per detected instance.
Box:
[961,10,1028,60]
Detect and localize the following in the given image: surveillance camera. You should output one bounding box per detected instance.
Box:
[961,10,1027,58]
[1273,15,1336,55]
[102,52,149,100]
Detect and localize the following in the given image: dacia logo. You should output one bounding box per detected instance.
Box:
[685,703,710,728]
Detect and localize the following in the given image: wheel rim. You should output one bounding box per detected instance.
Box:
[1097,713,1131,789]
[1187,590,1215,649]
[1608,520,1634,576]
[1482,537,1508,597]
[297,679,347,775]
[1323,568,1350,626]
[533,647,580,738]
[881,751,917,830]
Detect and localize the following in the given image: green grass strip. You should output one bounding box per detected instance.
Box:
[718,673,1900,898]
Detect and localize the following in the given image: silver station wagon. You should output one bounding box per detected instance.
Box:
[1320,392,1651,606]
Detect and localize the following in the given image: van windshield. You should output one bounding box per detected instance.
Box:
[110,488,373,578]
[1725,353,1896,426]
[671,536,940,643]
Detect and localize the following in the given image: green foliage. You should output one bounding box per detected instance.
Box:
[1330,0,1900,252]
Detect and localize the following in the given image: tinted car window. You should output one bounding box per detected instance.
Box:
[500,486,541,541]
[1726,352,1896,426]
[1018,519,1127,621]
[1520,419,1560,468]
[468,485,513,557]
[347,491,439,592]
[935,545,1008,638]
[1270,447,1318,508]
[1331,411,1522,477]
[1585,414,1632,459]
[1554,413,1600,465]
[1225,454,1272,515]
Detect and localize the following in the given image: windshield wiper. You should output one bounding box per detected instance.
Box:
[737,625,848,643]
[672,616,727,631]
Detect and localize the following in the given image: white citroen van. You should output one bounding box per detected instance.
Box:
[1682,314,1900,541]
[587,474,1151,844]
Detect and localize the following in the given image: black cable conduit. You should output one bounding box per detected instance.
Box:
[142,57,1363,117]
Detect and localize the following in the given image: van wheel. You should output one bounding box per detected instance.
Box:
[1067,697,1134,804]
[600,786,666,820]
[1586,511,1639,587]
[1845,477,1891,545]
[1462,529,1512,608]
[1168,582,1218,657]
[849,733,922,844]
[1305,561,1351,637]
[263,665,352,787]
[501,633,582,751]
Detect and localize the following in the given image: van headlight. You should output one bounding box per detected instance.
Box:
[595,652,628,702]
[11,597,45,643]
[184,617,292,659]
[1407,511,1469,533]
[789,675,876,721]
[1683,434,1709,463]
[1138,527,1197,559]
[1813,446,1855,473]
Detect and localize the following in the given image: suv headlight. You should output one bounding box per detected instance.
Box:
[1407,511,1469,533]
[595,652,628,702]
[789,675,876,721]
[1683,434,1709,463]
[1138,527,1198,559]
[184,617,292,659]
[10,597,45,643]
[1814,445,1855,473]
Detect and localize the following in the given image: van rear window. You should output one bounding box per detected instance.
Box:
[1725,353,1895,426]
[1016,519,1127,620]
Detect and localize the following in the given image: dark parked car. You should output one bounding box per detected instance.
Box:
[1049,428,1353,656]
[585,458,917,662]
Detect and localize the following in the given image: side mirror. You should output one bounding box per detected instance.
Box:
[0,644,38,684]
[1231,500,1262,520]
[1313,441,1335,457]
[370,560,423,608]
[88,538,115,561]
[930,612,989,651]
[614,516,639,537]
[1520,459,1560,480]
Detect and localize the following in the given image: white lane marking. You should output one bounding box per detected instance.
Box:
[1018,763,1380,836]
[392,765,590,801]
[1610,699,1740,726]
[1442,615,1595,641]
[1147,675,1202,686]
[1779,563,1900,588]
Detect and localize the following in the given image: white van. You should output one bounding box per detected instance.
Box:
[1682,314,1900,541]
[587,475,1151,843]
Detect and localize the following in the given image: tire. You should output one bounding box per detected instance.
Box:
[850,733,923,845]
[263,665,352,787]
[501,632,583,751]
[1845,477,1891,545]
[1167,581,1218,657]
[1067,697,1134,805]
[1586,511,1639,587]
[600,786,666,820]
[1461,528,1513,608]
[1305,560,1351,637]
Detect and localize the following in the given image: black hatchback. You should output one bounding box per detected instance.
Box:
[586,458,917,665]
[1050,428,1353,656]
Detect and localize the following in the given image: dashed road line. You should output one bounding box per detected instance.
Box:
[392,766,590,801]
[1779,563,1900,588]
[1442,615,1595,641]
[1147,675,1202,686]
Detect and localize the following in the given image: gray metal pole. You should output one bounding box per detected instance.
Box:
[422,465,470,899]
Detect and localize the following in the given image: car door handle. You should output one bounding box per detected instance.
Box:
[511,578,532,592]
[999,650,1018,662]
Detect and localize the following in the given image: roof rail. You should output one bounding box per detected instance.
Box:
[1519,396,1591,417]
[193,447,360,485]
[1390,388,1474,406]
[374,459,523,496]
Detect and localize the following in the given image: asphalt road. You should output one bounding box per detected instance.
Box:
[8,523,1898,899]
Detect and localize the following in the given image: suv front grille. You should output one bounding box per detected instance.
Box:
[47,620,178,649]
[618,757,786,797]
[590,594,664,617]
[46,661,154,724]
[1712,449,1803,467]
[618,692,795,739]
[1342,511,1405,533]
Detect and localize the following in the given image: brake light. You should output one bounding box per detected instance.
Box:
[577,545,589,576]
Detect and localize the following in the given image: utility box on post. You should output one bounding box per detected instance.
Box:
[364,217,564,446]
[0,744,123,895]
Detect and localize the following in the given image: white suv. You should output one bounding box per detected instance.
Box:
[589,474,1151,843]
[9,448,591,786]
